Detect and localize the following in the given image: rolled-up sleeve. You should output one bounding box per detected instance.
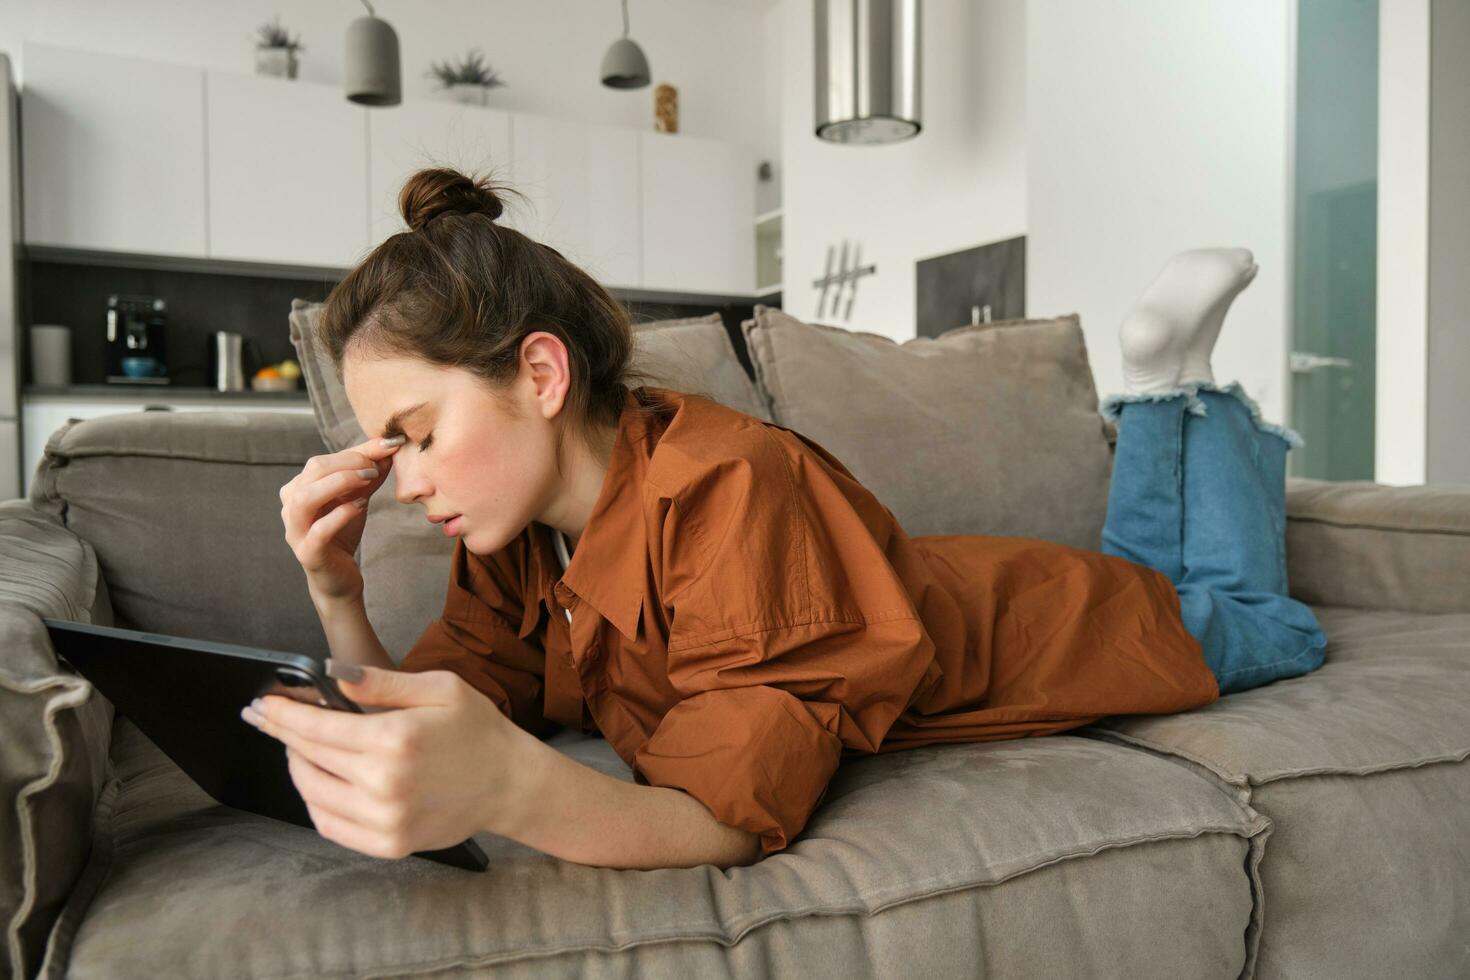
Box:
[635,424,941,855]
[400,536,553,737]
[633,686,843,856]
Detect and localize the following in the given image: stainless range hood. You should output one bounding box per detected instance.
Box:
[815,0,922,145]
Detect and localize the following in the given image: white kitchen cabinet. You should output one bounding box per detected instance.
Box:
[368,101,512,246]
[19,43,758,297]
[509,114,641,289]
[21,43,207,256]
[205,71,368,268]
[640,132,754,295]
[20,396,312,499]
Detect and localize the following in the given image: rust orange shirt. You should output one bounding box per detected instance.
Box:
[400,386,1219,856]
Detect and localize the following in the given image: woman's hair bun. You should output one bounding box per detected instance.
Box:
[399,167,505,231]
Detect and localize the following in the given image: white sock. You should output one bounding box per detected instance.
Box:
[1119,247,1259,393]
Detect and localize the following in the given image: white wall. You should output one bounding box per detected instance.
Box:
[757,2,784,216]
[1375,0,1429,485]
[778,0,1027,341]
[0,0,773,167]
[1027,0,1294,420]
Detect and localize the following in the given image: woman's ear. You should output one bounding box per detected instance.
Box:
[521,331,572,421]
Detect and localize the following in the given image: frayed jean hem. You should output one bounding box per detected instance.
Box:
[1100,381,1305,449]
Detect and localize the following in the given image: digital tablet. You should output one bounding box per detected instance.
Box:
[44,618,489,872]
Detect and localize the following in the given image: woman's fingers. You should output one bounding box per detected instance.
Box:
[272,721,374,782]
[279,438,404,533]
[288,748,389,832]
[282,469,378,541]
[298,502,367,564]
[304,800,406,860]
[249,695,374,752]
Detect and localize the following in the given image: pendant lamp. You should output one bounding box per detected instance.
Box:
[815,0,922,144]
[601,0,651,89]
[345,0,402,106]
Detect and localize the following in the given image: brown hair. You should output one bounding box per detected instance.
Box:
[318,166,665,470]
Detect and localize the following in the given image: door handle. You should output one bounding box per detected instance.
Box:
[1289,351,1354,373]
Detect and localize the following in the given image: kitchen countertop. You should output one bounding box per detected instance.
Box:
[24,383,310,402]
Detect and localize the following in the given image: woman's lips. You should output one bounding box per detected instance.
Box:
[442,515,463,537]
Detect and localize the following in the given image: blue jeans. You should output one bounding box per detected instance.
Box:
[1099,382,1328,695]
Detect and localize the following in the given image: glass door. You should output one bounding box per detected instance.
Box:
[1289,0,1379,480]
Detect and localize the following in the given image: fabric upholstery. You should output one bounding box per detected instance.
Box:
[0,500,113,980]
[46,721,1264,979]
[288,297,365,452]
[1084,605,1470,976]
[15,300,1470,977]
[625,313,772,423]
[27,411,332,656]
[740,306,1114,549]
[1285,478,1470,614]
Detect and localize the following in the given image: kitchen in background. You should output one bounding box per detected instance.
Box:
[1,29,780,499]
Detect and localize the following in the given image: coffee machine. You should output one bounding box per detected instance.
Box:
[105,294,170,384]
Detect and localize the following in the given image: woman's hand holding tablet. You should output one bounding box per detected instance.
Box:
[242,659,542,861]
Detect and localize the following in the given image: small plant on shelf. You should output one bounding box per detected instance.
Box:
[427,49,507,105]
[254,17,303,79]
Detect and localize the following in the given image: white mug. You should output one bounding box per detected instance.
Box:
[30,324,72,387]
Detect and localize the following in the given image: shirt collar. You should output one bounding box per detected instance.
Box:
[521,386,672,642]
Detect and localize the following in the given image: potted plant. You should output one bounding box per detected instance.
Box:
[254,17,303,79]
[427,49,506,106]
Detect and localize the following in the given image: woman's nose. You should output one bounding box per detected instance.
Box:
[392,456,430,504]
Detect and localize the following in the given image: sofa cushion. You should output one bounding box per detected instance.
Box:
[288,298,363,453]
[45,720,1266,978]
[0,500,113,980]
[740,306,1114,549]
[1083,606,1470,977]
[625,313,772,423]
[1285,478,1470,614]
[28,411,332,656]
[284,303,772,658]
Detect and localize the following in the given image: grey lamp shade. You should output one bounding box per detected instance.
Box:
[345,15,402,106]
[600,37,651,89]
[815,0,922,144]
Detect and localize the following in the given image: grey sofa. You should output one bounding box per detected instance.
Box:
[4,307,1468,979]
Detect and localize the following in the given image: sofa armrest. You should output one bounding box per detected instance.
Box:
[1285,478,1470,614]
[0,499,115,979]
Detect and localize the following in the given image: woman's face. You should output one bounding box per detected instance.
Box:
[341,345,562,556]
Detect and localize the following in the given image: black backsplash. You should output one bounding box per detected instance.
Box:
[22,260,770,387]
[914,236,1026,339]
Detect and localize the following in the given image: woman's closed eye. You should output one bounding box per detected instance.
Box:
[417,432,433,451]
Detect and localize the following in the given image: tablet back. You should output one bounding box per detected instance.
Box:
[44,619,344,830]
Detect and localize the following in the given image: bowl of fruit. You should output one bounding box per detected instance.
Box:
[252,359,303,392]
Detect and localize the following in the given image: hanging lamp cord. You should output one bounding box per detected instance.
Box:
[360,0,376,16]
[622,0,630,37]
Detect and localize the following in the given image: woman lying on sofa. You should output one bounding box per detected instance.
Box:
[243,167,1327,870]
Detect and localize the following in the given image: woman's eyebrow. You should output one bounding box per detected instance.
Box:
[379,401,430,439]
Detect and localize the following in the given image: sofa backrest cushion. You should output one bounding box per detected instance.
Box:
[740,305,1113,549]
[288,298,363,452]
